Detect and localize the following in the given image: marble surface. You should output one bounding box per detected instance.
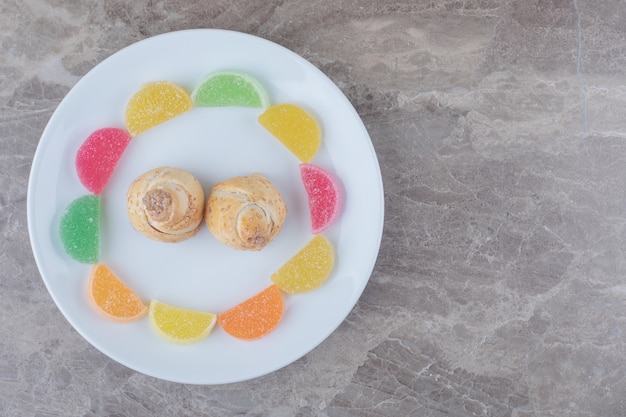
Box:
[3,0,626,415]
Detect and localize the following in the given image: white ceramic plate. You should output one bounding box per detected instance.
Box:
[27,29,383,384]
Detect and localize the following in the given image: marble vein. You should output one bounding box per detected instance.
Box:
[573,0,589,137]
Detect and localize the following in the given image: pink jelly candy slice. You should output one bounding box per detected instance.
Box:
[76,128,132,194]
[300,164,342,234]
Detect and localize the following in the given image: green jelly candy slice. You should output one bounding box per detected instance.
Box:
[59,195,101,263]
[191,71,270,109]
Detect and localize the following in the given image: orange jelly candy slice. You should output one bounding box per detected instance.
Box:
[87,264,148,323]
[125,82,193,136]
[218,285,284,340]
[258,104,321,162]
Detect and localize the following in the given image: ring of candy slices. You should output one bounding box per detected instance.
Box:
[59,70,343,344]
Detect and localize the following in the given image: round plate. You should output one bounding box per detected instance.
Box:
[27,29,383,384]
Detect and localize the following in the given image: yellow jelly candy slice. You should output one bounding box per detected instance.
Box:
[125,82,193,136]
[148,300,217,344]
[271,235,334,294]
[258,104,321,162]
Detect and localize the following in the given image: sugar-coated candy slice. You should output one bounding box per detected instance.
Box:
[271,235,334,294]
[125,82,193,136]
[258,104,321,162]
[300,163,342,234]
[59,195,100,264]
[76,128,132,194]
[218,285,284,340]
[87,264,147,323]
[149,300,217,344]
[192,70,270,109]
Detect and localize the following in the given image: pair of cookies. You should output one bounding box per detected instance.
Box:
[126,167,287,250]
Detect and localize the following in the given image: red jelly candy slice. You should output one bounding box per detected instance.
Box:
[300,163,342,234]
[76,128,132,194]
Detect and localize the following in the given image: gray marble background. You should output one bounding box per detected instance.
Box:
[3,0,626,416]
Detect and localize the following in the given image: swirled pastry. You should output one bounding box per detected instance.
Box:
[206,173,287,250]
[127,167,205,243]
